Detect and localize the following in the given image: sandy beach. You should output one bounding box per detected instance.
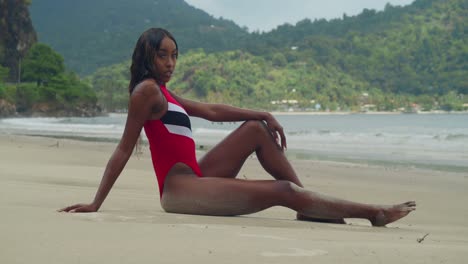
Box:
[1,134,467,263]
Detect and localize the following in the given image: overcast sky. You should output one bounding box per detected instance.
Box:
[185,0,415,32]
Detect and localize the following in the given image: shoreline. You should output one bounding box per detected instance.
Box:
[2,110,468,119]
[271,110,468,116]
[4,132,467,173]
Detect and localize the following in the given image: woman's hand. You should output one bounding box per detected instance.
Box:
[58,203,98,213]
[264,113,287,150]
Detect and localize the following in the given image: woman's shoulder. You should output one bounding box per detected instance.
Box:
[132,79,160,97]
[130,79,167,111]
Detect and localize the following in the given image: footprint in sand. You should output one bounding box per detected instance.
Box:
[261,248,328,257]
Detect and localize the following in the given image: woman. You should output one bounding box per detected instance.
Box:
[60,28,415,226]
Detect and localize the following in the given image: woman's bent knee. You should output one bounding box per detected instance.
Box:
[241,120,270,137]
[242,120,266,131]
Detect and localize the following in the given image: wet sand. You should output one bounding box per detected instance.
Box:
[1,134,467,263]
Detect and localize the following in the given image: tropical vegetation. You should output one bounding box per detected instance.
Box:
[0,43,99,116]
[1,0,467,116]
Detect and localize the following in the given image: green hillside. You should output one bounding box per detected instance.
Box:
[29,0,248,75]
[29,0,467,112]
[246,0,467,96]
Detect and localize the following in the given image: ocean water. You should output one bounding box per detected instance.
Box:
[1,113,467,172]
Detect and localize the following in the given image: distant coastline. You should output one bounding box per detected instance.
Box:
[271,110,468,116]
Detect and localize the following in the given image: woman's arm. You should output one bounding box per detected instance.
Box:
[59,82,164,212]
[169,91,269,121]
[170,91,287,150]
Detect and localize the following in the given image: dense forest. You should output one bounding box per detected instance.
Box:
[29,0,249,75]
[84,0,467,112]
[245,0,467,96]
[1,0,467,116]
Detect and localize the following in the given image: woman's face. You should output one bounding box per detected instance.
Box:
[153,37,178,83]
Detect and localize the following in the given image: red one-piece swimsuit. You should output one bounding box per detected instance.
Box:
[143,84,202,197]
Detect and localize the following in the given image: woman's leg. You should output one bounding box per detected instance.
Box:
[198,120,299,182]
[198,120,344,223]
[161,173,416,227]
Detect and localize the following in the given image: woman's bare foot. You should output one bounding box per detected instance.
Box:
[370,201,416,227]
[296,213,346,224]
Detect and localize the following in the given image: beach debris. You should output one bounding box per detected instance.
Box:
[417,233,429,243]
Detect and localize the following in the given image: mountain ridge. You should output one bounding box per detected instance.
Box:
[29,0,249,75]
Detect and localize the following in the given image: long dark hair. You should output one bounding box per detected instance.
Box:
[128,28,178,94]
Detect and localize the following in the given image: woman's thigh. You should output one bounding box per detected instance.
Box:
[161,173,291,216]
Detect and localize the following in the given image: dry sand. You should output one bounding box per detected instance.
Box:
[1,134,467,263]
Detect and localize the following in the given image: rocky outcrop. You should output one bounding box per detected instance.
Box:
[0,0,37,81]
[0,98,16,117]
[0,1,102,118]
